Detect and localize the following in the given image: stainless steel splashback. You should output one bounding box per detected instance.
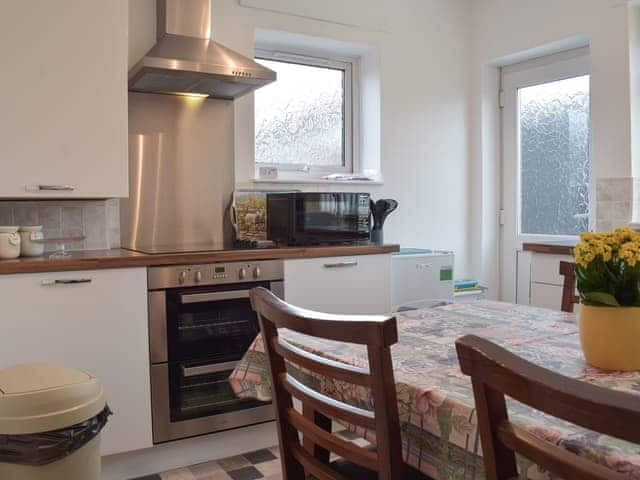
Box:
[121,92,234,252]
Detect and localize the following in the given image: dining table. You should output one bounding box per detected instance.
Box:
[229,300,640,479]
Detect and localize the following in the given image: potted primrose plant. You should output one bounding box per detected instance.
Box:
[574,226,640,371]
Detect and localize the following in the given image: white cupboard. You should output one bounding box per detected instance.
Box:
[517,252,578,311]
[0,268,152,455]
[0,1,128,198]
[284,254,392,314]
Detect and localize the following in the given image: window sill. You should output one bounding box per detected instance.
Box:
[252,177,384,186]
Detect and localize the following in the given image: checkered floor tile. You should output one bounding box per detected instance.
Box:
[130,429,371,480]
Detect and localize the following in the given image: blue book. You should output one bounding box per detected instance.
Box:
[455,279,478,290]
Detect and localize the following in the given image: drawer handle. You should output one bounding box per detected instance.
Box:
[323,261,358,269]
[25,184,76,192]
[41,278,92,286]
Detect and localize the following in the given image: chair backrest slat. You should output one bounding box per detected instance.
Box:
[250,287,404,480]
[285,407,379,471]
[559,260,579,312]
[273,337,372,387]
[280,372,376,429]
[250,289,397,346]
[456,334,640,480]
[289,442,349,480]
[497,421,628,480]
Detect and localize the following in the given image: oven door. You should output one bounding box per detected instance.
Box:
[165,281,273,363]
[150,362,274,443]
[296,193,370,241]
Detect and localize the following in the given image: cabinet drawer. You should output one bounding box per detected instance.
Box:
[530,282,580,313]
[0,268,152,455]
[284,254,391,314]
[530,282,563,310]
[531,253,575,286]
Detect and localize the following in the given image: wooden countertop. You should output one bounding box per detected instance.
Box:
[0,244,400,275]
[522,240,576,255]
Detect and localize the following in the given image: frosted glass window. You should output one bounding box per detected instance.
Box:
[254,58,346,169]
[519,75,590,236]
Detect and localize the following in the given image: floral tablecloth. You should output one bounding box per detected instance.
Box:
[229,300,640,479]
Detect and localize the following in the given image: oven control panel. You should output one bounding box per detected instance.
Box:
[148,260,284,289]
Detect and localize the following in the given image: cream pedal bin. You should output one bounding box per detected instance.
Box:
[0,364,107,480]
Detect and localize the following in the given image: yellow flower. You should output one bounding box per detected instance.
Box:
[574,230,617,267]
[579,232,600,242]
[614,227,639,245]
[619,240,640,267]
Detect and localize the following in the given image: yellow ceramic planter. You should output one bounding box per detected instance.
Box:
[579,305,640,371]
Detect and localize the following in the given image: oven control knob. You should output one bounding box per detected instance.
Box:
[194,271,202,283]
[178,270,187,285]
[253,266,261,279]
[239,268,247,280]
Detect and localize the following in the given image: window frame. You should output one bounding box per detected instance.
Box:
[503,48,591,243]
[254,49,357,175]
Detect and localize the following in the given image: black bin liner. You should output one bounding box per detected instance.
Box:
[0,406,111,466]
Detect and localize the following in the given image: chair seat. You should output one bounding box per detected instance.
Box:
[307,456,431,480]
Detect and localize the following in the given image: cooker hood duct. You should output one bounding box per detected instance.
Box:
[128,0,276,99]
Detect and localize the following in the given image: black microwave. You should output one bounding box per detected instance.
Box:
[267,192,371,245]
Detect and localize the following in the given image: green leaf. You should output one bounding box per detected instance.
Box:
[582,291,621,307]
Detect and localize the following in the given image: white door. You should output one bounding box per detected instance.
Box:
[501,48,591,302]
[0,268,152,455]
[0,1,128,198]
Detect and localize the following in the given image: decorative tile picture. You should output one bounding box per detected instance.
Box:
[233,191,268,241]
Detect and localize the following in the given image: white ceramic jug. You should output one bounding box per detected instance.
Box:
[0,227,21,259]
[19,225,45,257]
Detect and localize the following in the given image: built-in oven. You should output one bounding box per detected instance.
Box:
[147,260,283,443]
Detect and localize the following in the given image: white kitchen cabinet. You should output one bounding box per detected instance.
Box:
[0,268,152,455]
[0,1,128,198]
[518,252,577,310]
[284,254,392,314]
[531,253,575,285]
[530,282,564,310]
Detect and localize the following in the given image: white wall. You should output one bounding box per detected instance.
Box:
[468,0,635,296]
[130,0,474,278]
[213,1,472,278]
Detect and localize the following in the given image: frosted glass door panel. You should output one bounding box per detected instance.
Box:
[254,59,345,167]
[519,75,590,236]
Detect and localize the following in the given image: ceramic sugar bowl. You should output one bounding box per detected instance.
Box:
[0,226,21,259]
[19,225,45,257]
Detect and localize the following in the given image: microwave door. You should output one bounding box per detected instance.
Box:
[300,194,360,234]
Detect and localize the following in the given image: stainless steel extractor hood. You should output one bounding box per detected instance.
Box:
[128,0,276,99]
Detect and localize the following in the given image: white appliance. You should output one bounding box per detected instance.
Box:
[391,248,454,310]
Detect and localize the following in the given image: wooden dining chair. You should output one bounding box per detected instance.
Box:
[559,261,579,312]
[249,287,429,480]
[456,334,640,480]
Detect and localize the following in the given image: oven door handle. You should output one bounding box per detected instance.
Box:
[182,361,239,377]
[179,289,251,304]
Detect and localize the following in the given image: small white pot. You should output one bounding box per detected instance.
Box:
[19,225,45,257]
[0,226,21,259]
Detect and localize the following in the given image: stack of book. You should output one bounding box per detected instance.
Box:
[454,279,485,297]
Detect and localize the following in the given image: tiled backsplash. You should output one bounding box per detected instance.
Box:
[595,178,635,231]
[0,200,120,252]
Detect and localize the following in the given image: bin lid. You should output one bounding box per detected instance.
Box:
[0,363,105,434]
